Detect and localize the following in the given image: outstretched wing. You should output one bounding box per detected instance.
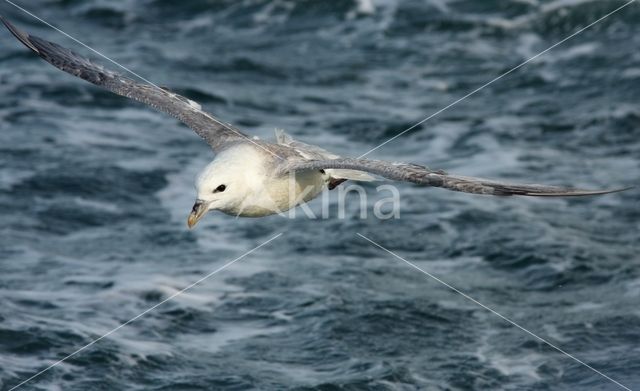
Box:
[1,17,248,152]
[279,158,630,196]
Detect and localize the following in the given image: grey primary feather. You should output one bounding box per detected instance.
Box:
[279,158,630,197]
[1,17,248,152]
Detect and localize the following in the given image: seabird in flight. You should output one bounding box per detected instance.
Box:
[1,17,630,228]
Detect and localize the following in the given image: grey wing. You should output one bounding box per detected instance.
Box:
[1,17,248,152]
[280,158,631,196]
[275,129,340,160]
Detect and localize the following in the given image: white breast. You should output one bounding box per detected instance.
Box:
[241,169,325,217]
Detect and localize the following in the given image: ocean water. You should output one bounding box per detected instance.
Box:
[0,0,639,390]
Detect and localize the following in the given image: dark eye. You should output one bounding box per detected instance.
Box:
[214,184,226,193]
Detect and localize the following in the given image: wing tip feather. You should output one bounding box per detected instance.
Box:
[522,186,634,197]
[1,16,40,54]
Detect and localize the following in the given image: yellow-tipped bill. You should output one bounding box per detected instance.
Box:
[187,200,209,229]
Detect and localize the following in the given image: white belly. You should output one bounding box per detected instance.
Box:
[236,170,326,217]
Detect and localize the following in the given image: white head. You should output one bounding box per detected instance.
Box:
[187,145,269,228]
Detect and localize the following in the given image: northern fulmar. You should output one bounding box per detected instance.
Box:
[1,18,630,228]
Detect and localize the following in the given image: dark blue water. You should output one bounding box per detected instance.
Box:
[1,1,639,390]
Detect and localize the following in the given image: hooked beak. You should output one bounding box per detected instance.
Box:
[187,199,210,229]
